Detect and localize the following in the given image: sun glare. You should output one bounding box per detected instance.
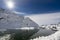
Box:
[7,1,14,9]
[5,0,14,9]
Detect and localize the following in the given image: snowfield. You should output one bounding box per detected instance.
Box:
[30,30,60,40]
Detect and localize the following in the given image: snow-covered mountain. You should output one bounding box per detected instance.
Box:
[39,23,60,31]
[22,17,39,28]
[30,23,60,40]
[0,23,59,40]
[0,8,39,29]
[0,23,60,40]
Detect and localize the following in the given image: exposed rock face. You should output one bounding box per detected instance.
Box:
[0,8,39,29]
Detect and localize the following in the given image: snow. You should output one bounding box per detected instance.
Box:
[20,27,34,30]
[39,23,60,31]
[22,17,39,28]
[0,8,39,29]
[30,30,60,40]
[0,8,60,40]
[0,34,11,40]
[30,23,60,40]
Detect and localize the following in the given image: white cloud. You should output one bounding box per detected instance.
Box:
[13,11,25,15]
[26,12,60,26]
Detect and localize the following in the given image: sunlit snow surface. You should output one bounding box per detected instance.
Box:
[16,27,34,30]
[31,31,60,40]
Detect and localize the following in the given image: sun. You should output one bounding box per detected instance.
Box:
[5,0,14,9]
[7,1,14,9]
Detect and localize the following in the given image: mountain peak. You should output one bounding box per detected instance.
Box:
[0,9,39,29]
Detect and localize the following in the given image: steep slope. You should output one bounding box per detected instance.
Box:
[0,8,39,29]
[0,9,24,29]
[30,23,60,39]
[30,28,56,39]
[22,17,39,28]
[31,30,60,40]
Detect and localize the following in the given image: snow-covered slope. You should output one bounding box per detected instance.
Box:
[22,17,39,28]
[30,23,60,38]
[30,23,60,40]
[0,9,24,29]
[30,29,56,39]
[0,8,39,29]
[31,30,60,40]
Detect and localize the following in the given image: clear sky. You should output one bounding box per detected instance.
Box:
[0,0,60,14]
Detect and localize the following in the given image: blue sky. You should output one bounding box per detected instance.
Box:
[0,0,60,14]
[0,0,60,25]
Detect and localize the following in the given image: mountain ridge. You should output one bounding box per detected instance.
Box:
[0,8,39,29]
